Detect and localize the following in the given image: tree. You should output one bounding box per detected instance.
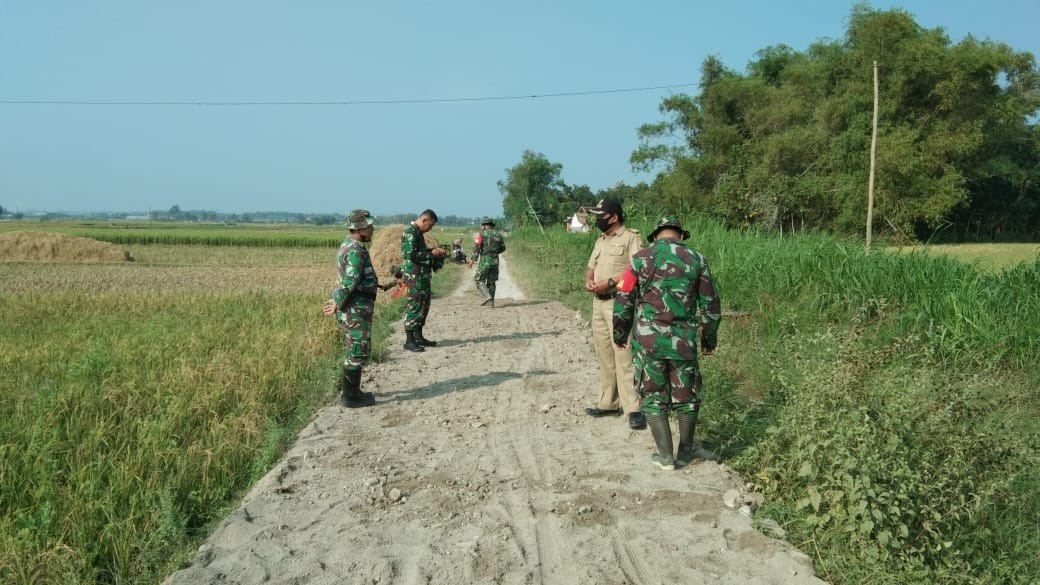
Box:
[632,4,1040,239]
[498,151,565,228]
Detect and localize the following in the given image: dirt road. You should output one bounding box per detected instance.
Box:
[164,258,826,585]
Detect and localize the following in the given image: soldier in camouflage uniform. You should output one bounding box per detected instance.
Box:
[321,210,395,408]
[613,216,722,470]
[400,209,446,352]
[471,217,506,307]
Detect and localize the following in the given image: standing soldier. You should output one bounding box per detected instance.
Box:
[471,217,506,307]
[584,198,646,430]
[401,209,446,352]
[613,215,721,470]
[321,209,394,408]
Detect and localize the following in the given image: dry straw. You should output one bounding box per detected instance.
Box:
[0,231,132,262]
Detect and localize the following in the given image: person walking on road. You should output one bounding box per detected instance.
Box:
[583,198,646,430]
[321,209,396,408]
[470,217,506,307]
[401,209,446,352]
[613,215,722,470]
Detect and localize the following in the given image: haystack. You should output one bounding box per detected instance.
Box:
[0,231,132,262]
[369,224,439,301]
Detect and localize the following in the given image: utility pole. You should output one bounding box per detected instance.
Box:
[523,180,545,236]
[866,60,879,255]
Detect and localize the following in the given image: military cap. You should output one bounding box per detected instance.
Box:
[346,209,375,230]
[480,217,495,227]
[647,215,690,242]
[588,198,622,216]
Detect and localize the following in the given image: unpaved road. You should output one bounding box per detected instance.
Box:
[164,258,826,585]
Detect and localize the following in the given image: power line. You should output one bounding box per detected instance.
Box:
[0,83,696,106]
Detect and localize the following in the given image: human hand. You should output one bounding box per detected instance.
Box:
[321,299,337,316]
[431,248,446,257]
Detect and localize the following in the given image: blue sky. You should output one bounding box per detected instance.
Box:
[1,1,1037,218]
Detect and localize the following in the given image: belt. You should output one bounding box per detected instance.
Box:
[595,292,616,301]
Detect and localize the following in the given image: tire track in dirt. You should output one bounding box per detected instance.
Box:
[163,259,828,585]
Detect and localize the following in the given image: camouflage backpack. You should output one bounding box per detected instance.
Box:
[484,230,505,254]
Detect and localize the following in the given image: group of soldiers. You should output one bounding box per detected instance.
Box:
[324,199,721,470]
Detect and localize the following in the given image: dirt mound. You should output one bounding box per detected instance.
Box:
[0,231,132,262]
[370,224,439,300]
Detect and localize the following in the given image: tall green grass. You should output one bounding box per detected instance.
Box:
[507,220,1040,584]
[0,240,448,584]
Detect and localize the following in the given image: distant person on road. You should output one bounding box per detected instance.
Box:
[321,209,396,408]
[583,198,646,430]
[613,215,722,470]
[470,217,506,307]
[401,209,446,352]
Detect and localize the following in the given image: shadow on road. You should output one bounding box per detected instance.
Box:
[433,329,562,347]
[380,369,555,401]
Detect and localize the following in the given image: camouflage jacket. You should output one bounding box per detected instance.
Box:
[612,238,721,360]
[400,222,434,277]
[332,238,379,311]
[473,227,506,263]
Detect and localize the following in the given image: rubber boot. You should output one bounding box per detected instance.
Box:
[646,412,675,470]
[477,281,492,305]
[341,368,374,408]
[415,328,437,347]
[675,411,699,466]
[403,330,425,352]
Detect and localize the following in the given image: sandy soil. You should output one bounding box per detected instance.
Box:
[163,258,827,585]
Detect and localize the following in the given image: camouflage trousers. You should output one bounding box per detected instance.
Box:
[403,273,431,332]
[633,353,702,415]
[337,298,374,371]
[474,259,499,298]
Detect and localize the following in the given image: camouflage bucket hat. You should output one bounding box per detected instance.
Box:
[346,209,375,230]
[647,215,690,242]
[480,216,495,227]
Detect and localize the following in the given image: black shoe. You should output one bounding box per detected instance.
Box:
[403,330,425,352]
[585,407,622,417]
[628,412,647,430]
[415,329,437,347]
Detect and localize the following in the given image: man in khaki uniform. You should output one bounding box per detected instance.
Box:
[584,198,646,430]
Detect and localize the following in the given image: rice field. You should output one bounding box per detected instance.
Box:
[0,226,434,584]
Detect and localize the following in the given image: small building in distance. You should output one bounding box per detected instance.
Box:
[565,206,591,233]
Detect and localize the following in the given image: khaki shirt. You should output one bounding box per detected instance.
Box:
[587,226,643,282]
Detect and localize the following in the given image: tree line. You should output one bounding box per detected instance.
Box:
[500,4,1040,241]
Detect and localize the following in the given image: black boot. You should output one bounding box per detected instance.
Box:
[403,330,425,352]
[341,368,374,408]
[675,411,699,466]
[415,328,437,347]
[646,412,675,470]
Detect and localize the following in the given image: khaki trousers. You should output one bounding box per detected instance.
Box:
[591,297,640,413]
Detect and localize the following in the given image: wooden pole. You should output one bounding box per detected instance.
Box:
[866,61,879,255]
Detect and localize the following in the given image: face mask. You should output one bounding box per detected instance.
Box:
[595,216,613,232]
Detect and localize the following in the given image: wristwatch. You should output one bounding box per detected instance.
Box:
[607,278,616,289]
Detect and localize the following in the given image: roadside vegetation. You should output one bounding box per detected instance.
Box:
[507,220,1040,585]
[0,226,456,584]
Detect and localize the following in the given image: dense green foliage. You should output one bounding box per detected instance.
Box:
[506,221,1040,584]
[630,5,1040,241]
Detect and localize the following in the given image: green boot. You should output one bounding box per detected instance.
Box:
[646,412,675,470]
[341,368,374,408]
[675,411,699,466]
